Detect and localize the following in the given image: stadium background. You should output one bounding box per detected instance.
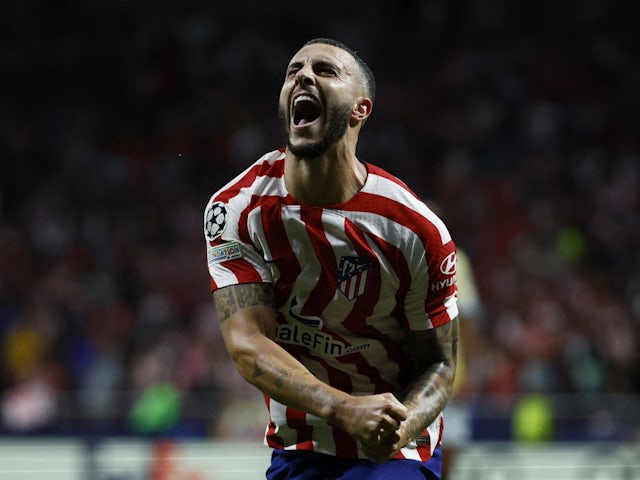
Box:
[1,0,638,478]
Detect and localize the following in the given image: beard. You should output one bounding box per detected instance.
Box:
[279,102,352,159]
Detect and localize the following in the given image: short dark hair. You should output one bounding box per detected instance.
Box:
[303,38,376,103]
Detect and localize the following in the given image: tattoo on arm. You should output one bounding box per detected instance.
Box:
[213,283,275,322]
[435,318,458,368]
[213,283,310,401]
[252,359,263,379]
[403,317,459,432]
[275,370,287,390]
[409,318,458,380]
[252,359,288,390]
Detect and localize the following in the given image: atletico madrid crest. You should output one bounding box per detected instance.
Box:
[337,256,373,300]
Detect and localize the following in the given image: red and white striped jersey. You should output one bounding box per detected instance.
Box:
[204,149,458,461]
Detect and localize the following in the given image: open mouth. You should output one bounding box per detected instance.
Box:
[292,94,322,127]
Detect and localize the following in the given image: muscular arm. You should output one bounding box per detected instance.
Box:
[401,316,459,439]
[214,283,335,415]
[213,282,407,443]
[362,317,459,461]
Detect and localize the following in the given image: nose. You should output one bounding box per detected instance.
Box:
[295,64,315,86]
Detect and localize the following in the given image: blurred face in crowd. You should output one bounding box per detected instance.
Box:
[278,42,367,159]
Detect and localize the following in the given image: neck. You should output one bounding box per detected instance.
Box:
[284,146,367,206]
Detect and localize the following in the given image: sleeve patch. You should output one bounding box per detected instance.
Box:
[204,201,228,241]
[208,241,242,265]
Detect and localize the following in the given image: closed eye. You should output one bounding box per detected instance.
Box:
[286,61,303,77]
[314,61,339,77]
[285,60,340,78]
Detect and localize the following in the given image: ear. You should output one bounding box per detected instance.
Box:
[351,97,373,124]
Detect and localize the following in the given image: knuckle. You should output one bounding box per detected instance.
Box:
[381,393,395,406]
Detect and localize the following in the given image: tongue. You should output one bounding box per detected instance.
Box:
[294,99,320,126]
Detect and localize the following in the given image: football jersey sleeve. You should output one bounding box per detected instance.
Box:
[204,197,272,292]
[402,208,459,330]
[423,238,458,327]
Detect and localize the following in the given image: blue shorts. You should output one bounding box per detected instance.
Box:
[265,446,442,480]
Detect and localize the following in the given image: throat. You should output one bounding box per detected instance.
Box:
[285,156,367,206]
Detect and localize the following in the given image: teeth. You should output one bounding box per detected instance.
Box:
[294,95,315,105]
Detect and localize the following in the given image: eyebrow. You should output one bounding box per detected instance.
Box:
[286,61,303,71]
[286,59,343,73]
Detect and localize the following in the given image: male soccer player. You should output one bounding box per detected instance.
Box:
[204,38,459,479]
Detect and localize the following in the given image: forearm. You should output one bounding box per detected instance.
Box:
[226,325,350,424]
[358,358,455,463]
[213,283,411,444]
[401,318,459,440]
[401,361,455,439]
[213,284,343,420]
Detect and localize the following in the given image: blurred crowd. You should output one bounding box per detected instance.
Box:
[0,0,638,440]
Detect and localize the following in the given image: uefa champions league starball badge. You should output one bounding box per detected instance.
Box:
[205,201,227,241]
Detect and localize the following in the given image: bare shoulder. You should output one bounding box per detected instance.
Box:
[213,283,275,322]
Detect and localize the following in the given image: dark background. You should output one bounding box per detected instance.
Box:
[0,0,638,441]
